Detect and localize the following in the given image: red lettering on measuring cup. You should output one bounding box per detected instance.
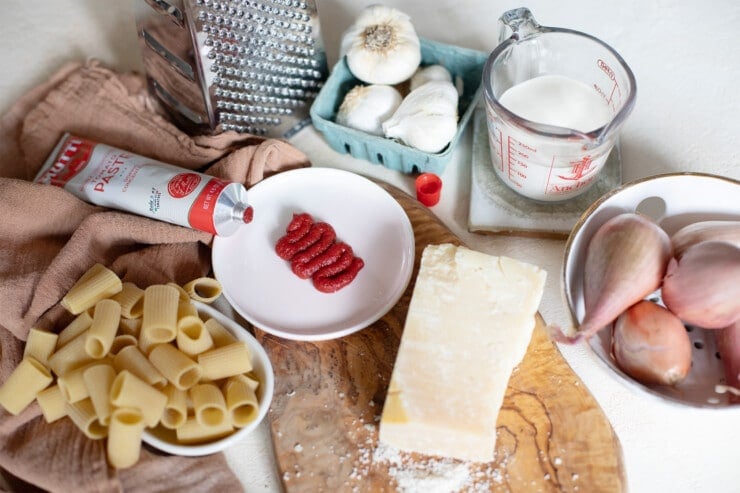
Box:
[557,156,596,181]
[597,59,616,81]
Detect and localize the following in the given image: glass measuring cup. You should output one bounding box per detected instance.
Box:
[482,8,636,202]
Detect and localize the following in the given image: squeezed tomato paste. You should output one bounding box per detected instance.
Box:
[275,213,364,293]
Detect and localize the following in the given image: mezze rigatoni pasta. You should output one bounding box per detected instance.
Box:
[0,263,262,469]
[23,328,58,367]
[61,263,123,315]
[0,357,53,415]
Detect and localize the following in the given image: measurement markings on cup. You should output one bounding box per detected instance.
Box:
[506,136,534,189]
[488,120,506,174]
[595,59,621,112]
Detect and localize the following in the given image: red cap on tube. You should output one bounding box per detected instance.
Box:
[242,206,254,224]
[415,173,442,207]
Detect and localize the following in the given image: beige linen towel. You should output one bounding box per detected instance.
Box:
[0,61,309,492]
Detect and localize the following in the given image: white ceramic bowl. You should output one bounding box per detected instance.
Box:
[142,302,274,455]
[563,172,739,408]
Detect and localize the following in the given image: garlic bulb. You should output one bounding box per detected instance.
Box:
[336,84,402,136]
[340,5,421,85]
[410,64,452,91]
[382,80,459,153]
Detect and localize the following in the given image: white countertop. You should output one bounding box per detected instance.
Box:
[1,1,738,492]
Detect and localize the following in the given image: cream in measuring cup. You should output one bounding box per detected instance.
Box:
[483,8,636,202]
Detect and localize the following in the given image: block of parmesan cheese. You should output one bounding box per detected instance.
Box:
[378,243,546,462]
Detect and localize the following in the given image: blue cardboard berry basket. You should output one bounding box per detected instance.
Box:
[310,38,488,175]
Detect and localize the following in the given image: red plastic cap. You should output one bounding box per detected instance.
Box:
[415,173,442,207]
[243,206,254,224]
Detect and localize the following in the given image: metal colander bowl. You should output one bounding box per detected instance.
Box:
[562,172,739,408]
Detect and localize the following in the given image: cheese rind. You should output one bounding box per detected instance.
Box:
[378,243,546,462]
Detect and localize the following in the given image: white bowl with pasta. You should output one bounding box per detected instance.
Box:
[141,302,274,456]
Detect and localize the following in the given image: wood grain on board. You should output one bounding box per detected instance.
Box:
[254,182,626,492]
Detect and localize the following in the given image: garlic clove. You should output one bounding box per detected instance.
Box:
[341,5,421,85]
[382,80,459,153]
[671,220,740,258]
[549,212,672,344]
[612,300,692,386]
[410,64,452,92]
[661,241,740,329]
[336,84,402,136]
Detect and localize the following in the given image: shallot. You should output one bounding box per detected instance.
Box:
[550,212,672,344]
[671,220,740,258]
[612,300,692,386]
[661,241,740,329]
[715,320,740,403]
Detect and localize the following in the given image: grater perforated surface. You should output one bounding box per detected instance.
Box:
[136,0,327,137]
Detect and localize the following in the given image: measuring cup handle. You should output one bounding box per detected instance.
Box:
[498,7,543,43]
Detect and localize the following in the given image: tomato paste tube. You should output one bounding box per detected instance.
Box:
[34,133,253,236]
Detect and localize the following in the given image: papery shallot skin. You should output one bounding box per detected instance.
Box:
[551,213,672,344]
[671,220,740,258]
[715,320,740,403]
[661,241,740,329]
[612,300,692,386]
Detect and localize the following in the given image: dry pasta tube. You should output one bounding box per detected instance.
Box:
[176,417,234,444]
[204,318,236,347]
[107,408,146,469]
[176,317,214,357]
[86,299,121,359]
[57,361,104,403]
[23,328,58,367]
[56,311,93,348]
[110,370,167,428]
[66,398,107,439]
[149,344,203,390]
[118,317,141,338]
[167,282,191,303]
[83,364,117,425]
[242,371,261,391]
[161,384,187,429]
[61,263,122,315]
[141,284,179,343]
[113,345,166,388]
[190,383,228,427]
[48,331,95,376]
[198,342,252,381]
[111,282,145,319]
[182,278,222,304]
[109,334,138,355]
[137,326,161,355]
[177,300,198,320]
[224,375,260,428]
[0,357,53,415]
[36,385,67,423]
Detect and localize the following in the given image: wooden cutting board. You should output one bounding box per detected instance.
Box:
[254,182,626,492]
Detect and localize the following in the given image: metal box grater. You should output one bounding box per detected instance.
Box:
[134,0,328,138]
